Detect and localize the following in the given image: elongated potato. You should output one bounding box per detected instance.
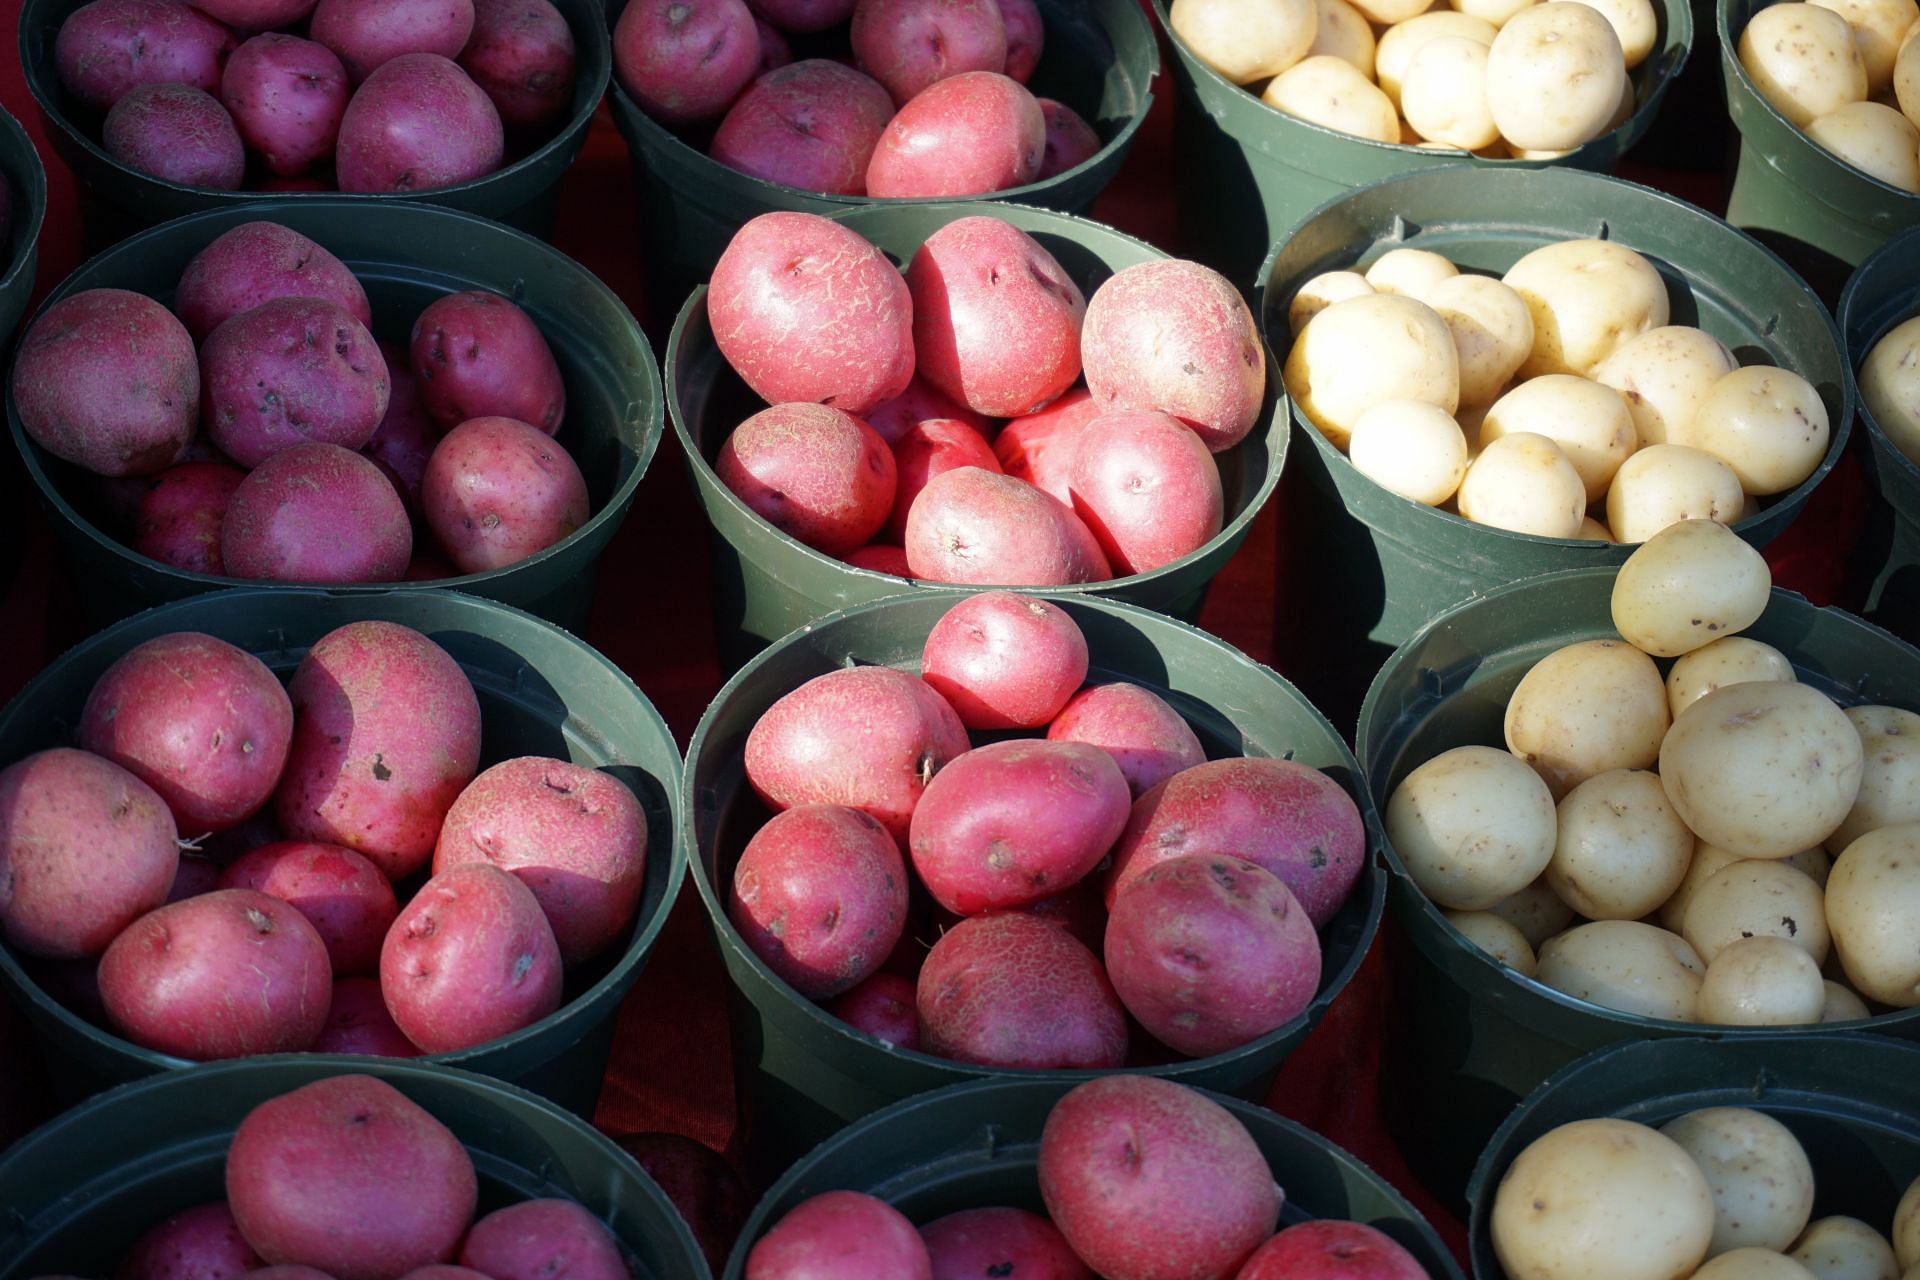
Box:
[1505,639,1669,798]
[1536,920,1705,1020]
[1826,705,1920,852]
[1386,745,1558,910]
[1664,635,1796,718]
[1611,519,1771,657]
[1262,55,1399,140]
[1487,3,1628,150]
[1807,100,1920,189]
[1739,3,1868,126]
[1284,293,1461,449]
[1826,822,1920,1006]
[1859,315,1920,465]
[1480,374,1637,502]
[1592,326,1740,447]
[1425,273,1535,407]
[1504,239,1670,379]
[1457,433,1587,537]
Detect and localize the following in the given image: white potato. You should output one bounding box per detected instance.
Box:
[1455,0,1535,23]
[1895,1177,1920,1271]
[1263,55,1402,140]
[1692,1248,1821,1279]
[1504,239,1670,379]
[1170,0,1319,82]
[1827,705,1920,852]
[1445,908,1540,974]
[1505,638,1669,798]
[1739,3,1869,126]
[1826,822,1920,1007]
[1536,920,1705,1020]
[1386,745,1559,910]
[1684,858,1831,963]
[1821,978,1873,1020]
[1489,876,1578,948]
[1660,1107,1816,1256]
[1807,100,1920,190]
[1376,11,1499,103]
[1660,842,1744,931]
[1549,768,1694,919]
[1481,375,1638,502]
[1310,0,1380,75]
[1576,516,1616,541]
[1572,0,1658,66]
[1675,365,1832,496]
[1425,273,1535,408]
[1365,248,1460,300]
[1284,293,1461,449]
[1611,519,1772,658]
[1665,634,1797,718]
[1697,934,1827,1024]
[1403,36,1503,149]
[1492,1119,1715,1280]
[1458,433,1588,537]
[1290,270,1376,335]
[1487,3,1629,151]
[1859,315,1920,467]
[1592,325,1741,446]
[1606,444,1746,544]
[1350,399,1472,504]
[1810,0,1919,92]
[1790,1216,1901,1280]
[1899,29,1920,124]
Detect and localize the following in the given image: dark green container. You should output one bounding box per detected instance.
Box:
[0,587,685,1120]
[670,200,1287,668]
[684,590,1386,1180]
[1355,566,1920,1215]
[6,200,662,635]
[16,0,609,243]
[1839,227,1920,643]
[1149,0,1693,289]
[1258,166,1852,721]
[1467,1035,1920,1280]
[722,1078,1465,1280]
[0,104,48,351]
[0,1056,710,1280]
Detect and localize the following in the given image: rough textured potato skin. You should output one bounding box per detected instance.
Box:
[219,841,399,976]
[55,0,235,111]
[221,443,413,584]
[116,1201,264,1280]
[310,0,476,82]
[409,291,566,435]
[201,297,389,467]
[458,0,577,131]
[131,461,246,576]
[916,911,1129,1067]
[103,84,247,189]
[458,1200,631,1280]
[176,222,373,343]
[334,54,504,194]
[715,403,897,556]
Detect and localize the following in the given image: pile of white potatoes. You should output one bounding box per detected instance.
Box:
[1739,0,1920,192]
[1493,1106,1920,1280]
[1385,518,1920,1026]
[1168,0,1652,154]
[1860,310,1920,466]
[1283,240,1832,542]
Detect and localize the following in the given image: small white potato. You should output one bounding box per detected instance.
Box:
[1169,0,1319,82]
[1457,433,1588,537]
[1572,0,1658,66]
[1611,518,1772,658]
[1692,1248,1821,1279]
[1365,248,1460,300]
[1455,0,1536,21]
[1445,908,1540,974]
[1488,876,1578,948]
[1660,1107,1816,1256]
[1809,0,1919,93]
[1284,293,1461,449]
[1487,3,1629,151]
[1492,1119,1715,1280]
[1576,516,1615,541]
[1697,934,1827,1024]
[1309,0,1380,75]
[1895,1177,1920,1271]
[1504,239,1670,378]
[1403,36,1503,149]
[1263,55,1402,140]
[1859,315,1920,467]
[1504,638,1669,798]
[1592,325,1741,446]
[1665,635,1797,718]
[1290,270,1376,335]
[1659,842,1744,932]
[1549,768,1694,919]
[1807,100,1920,190]
[1376,10,1499,104]
[1677,365,1831,497]
[1481,375,1638,502]
[1606,444,1747,544]
[1739,3,1870,126]
[1826,705,1920,852]
[1349,399,1472,505]
[1386,744,1559,910]
[1821,978,1873,1020]
[1790,1216,1901,1280]
[1536,920,1705,1020]
[1899,30,1920,125]
[1425,273,1535,408]
[1826,822,1920,1007]
[1683,859,1831,963]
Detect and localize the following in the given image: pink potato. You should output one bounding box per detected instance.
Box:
[409,291,566,435]
[220,35,349,175]
[753,16,791,70]
[459,0,577,131]
[309,0,476,82]
[748,0,855,30]
[54,0,234,111]
[335,54,504,193]
[1236,1221,1433,1280]
[708,212,916,417]
[729,804,908,999]
[746,1191,933,1280]
[920,1208,1089,1280]
[167,854,223,903]
[866,72,1044,198]
[866,376,996,447]
[917,911,1127,1067]
[613,1133,750,1275]
[903,467,1111,585]
[78,631,294,835]
[116,1202,263,1280]
[218,841,399,975]
[1105,758,1365,929]
[826,971,919,1048]
[98,888,332,1059]
[920,590,1088,730]
[1047,683,1205,797]
[201,297,389,468]
[11,289,197,478]
[313,976,420,1055]
[421,416,589,572]
[1037,98,1098,178]
[380,861,564,1051]
[613,0,759,125]
[1082,261,1267,454]
[221,443,413,583]
[1069,408,1223,574]
[273,619,482,878]
[0,749,179,960]
[103,84,246,189]
[174,222,373,343]
[716,403,897,556]
[743,665,969,845]
[998,0,1042,81]
[843,543,913,576]
[360,344,436,517]
[851,0,1007,105]
[132,461,245,575]
[908,216,1085,418]
[432,755,649,966]
[1037,1076,1280,1280]
[709,60,894,196]
[458,1200,631,1280]
[994,386,1098,503]
[226,1074,477,1280]
[885,417,999,544]
[190,0,317,29]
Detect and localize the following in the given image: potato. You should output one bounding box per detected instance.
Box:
[1820,0,1920,93]
[1503,240,1669,382]
[1376,10,1497,103]
[1657,841,1739,930]
[1489,876,1576,948]
[1458,433,1588,537]
[613,0,759,125]
[1548,769,1692,919]
[828,972,920,1049]
[177,223,373,345]
[313,976,419,1055]
[710,62,894,196]
[1403,36,1502,149]
[1676,365,1831,496]
[1486,3,1627,149]
[1607,444,1747,544]
[218,841,398,977]
[1348,399,1470,505]
[1592,325,1740,447]
[222,443,413,584]
[1807,100,1920,188]
[308,0,475,81]
[458,0,578,133]
[1001,0,1042,81]
[1491,1118,1715,1280]
[1536,920,1705,1019]
[1047,684,1206,798]
[1899,30,1920,126]
[221,35,351,177]
[717,402,897,558]
[1697,934,1827,1024]
[850,0,1007,106]
[203,297,389,467]
[1455,0,1534,22]
[1284,293,1460,449]
[1168,0,1318,82]
[919,1209,1084,1280]
[992,387,1097,502]
[922,591,1088,731]
[1826,822,1920,1006]
[1364,248,1460,301]
[103,84,246,190]
[1241,1223,1434,1280]
[1425,272,1534,408]
[1897,1180,1920,1272]
[423,416,589,571]
[1692,1250,1821,1279]
[132,462,245,577]
[746,1191,932,1280]
[1262,55,1400,141]
[1790,1216,1901,1280]
[459,1201,631,1280]
[1659,1107,1816,1255]
[335,54,504,193]
[1503,640,1668,799]
[410,290,565,435]
[1665,635,1797,718]
[1611,519,1772,657]
[917,912,1128,1067]
[1739,3,1869,126]
[904,468,1112,585]
[1481,375,1637,502]
[1859,316,1920,465]
[866,71,1046,198]
[1821,978,1872,1021]
[1574,0,1657,66]
[1826,705,1920,853]
[118,1202,263,1280]
[1386,745,1557,910]
[883,417,999,544]
[1070,409,1224,573]
[869,375,995,447]
[1310,0,1377,74]
[55,0,235,110]
[1444,908,1539,974]
[1686,857,1830,962]
[1577,516,1615,541]
[1036,97,1101,178]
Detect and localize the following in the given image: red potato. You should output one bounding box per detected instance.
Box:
[885,417,1000,544]
[748,0,855,30]
[190,0,317,28]
[313,976,420,1055]
[421,416,589,572]
[709,60,894,196]
[1083,261,1267,454]
[273,619,482,878]
[843,544,913,575]
[432,756,649,965]
[244,1269,337,1280]
[729,804,908,999]
[218,841,398,975]
[998,0,1042,81]
[116,1202,263,1280]
[903,467,1112,585]
[1069,408,1224,574]
[459,1201,630,1280]
[746,1191,933,1280]
[917,911,1128,1067]
[360,344,436,517]
[409,291,566,435]
[201,297,389,467]
[132,461,245,576]
[167,855,223,903]
[920,591,1088,730]
[1236,1221,1432,1280]
[1037,98,1099,179]
[717,403,898,556]
[614,1133,750,1276]
[1038,1076,1280,1280]
[866,72,1045,198]
[396,1270,487,1280]
[826,971,920,1048]
[226,1074,477,1280]
[866,376,996,447]
[221,35,349,175]
[309,0,476,82]
[851,0,1007,105]
[11,289,197,478]
[613,0,760,125]
[1047,683,1205,797]
[708,212,916,417]
[175,222,373,343]
[78,631,293,835]
[54,0,235,111]
[458,0,577,132]
[98,888,332,1059]
[0,749,179,960]
[920,1208,1090,1280]
[753,16,790,69]
[103,85,245,190]
[335,54,504,193]
[994,386,1098,503]
[221,443,413,584]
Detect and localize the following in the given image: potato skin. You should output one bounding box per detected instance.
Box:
[904,467,1113,585]
[409,290,565,435]
[710,59,894,194]
[919,1208,1088,1280]
[864,71,1046,198]
[310,0,475,83]
[222,443,413,584]
[422,416,590,572]
[103,84,246,190]
[1238,1221,1431,1280]
[131,459,245,575]
[921,591,1088,730]
[221,35,350,176]
[219,841,399,976]
[851,0,1007,105]
[716,403,897,557]
[992,387,1099,502]
[55,0,235,111]
[202,297,389,467]
[1047,683,1206,797]
[916,911,1129,1068]
[335,54,504,193]
[458,1200,631,1280]
[457,0,576,131]
[827,971,921,1049]
[313,975,420,1055]
[614,0,760,126]
[117,1202,263,1280]
[1038,98,1099,177]
[175,222,373,343]
[746,1191,933,1280]
[1068,408,1224,574]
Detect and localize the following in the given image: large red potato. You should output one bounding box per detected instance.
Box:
[921,590,1088,730]
[335,54,504,193]
[917,911,1128,1067]
[613,0,760,125]
[313,976,420,1055]
[103,85,246,190]
[746,1191,933,1280]
[432,755,649,965]
[708,213,916,417]
[226,1074,477,1280]
[1038,1076,1281,1280]
[716,404,897,556]
[1037,99,1099,178]
[221,35,350,176]
[0,749,178,959]
[710,60,894,195]
[1069,408,1224,574]
[459,0,577,131]
[904,467,1111,585]
[78,631,293,834]
[309,0,476,82]
[994,386,1098,503]
[201,297,389,467]
[867,376,995,447]
[273,620,481,877]
[458,1201,630,1280]
[11,289,197,478]
[221,443,413,583]
[421,416,589,572]
[749,0,855,29]
[614,1133,749,1275]
[1236,1221,1432,1280]
[826,970,920,1048]
[866,72,1045,198]
[1083,261,1267,453]
[54,0,234,111]
[132,461,245,575]
[885,417,999,544]
[999,0,1041,80]
[98,888,332,1059]
[744,665,968,844]
[175,222,372,343]
[218,841,399,975]
[409,291,566,435]
[1047,683,1205,797]
[116,1202,263,1280]
[852,0,1007,104]
[908,217,1085,417]
[920,1208,1089,1280]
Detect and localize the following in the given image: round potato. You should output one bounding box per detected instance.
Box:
[1444,908,1538,975]
[1675,365,1831,496]
[1457,433,1587,537]
[1487,3,1628,150]
[1859,316,1920,465]
[1348,399,1470,505]
[1696,934,1826,1024]
[1489,876,1577,948]
[1481,374,1637,502]
[1821,979,1872,1021]
[1827,705,1920,853]
[1665,635,1797,718]
[1505,639,1669,799]
[1310,0,1377,75]
[1782,844,1833,887]
[1375,10,1497,104]
[1606,444,1746,544]
[1505,239,1670,380]
[1283,293,1461,449]
[1289,270,1374,334]
[1169,0,1318,82]
[1262,55,1399,141]
[1404,36,1503,151]
[1611,519,1772,657]
[1386,745,1558,910]
[1659,1107,1816,1256]
[1348,0,1439,27]
[1363,248,1459,301]
[1592,325,1740,447]
[1790,1216,1901,1280]
[1537,920,1705,1019]
[1808,0,1920,92]
[1576,0,1657,66]
[1425,273,1534,409]
[1739,3,1869,126]
[1808,100,1920,189]
[1826,822,1920,1007]
[1549,769,1693,920]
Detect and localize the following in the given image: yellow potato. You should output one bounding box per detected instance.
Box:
[1445,908,1540,974]
[1807,100,1920,190]
[1895,1177,1920,1271]
[1606,444,1746,544]
[1899,30,1920,124]
[1790,1215,1901,1280]
[1283,293,1461,450]
[1576,516,1616,541]
[1425,273,1535,408]
[1289,270,1376,335]
[1810,0,1919,92]
[1571,0,1658,66]
[1264,54,1402,140]
[1376,10,1499,104]
[1536,920,1705,1020]
[1683,859,1831,963]
[1310,0,1380,75]
[1675,365,1832,496]
[1611,519,1772,658]
[1859,315,1920,466]
[1592,325,1741,446]
[1660,1107,1816,1256]
[1697,934,1827,1024]
[1692,1248,1821,1279]
[1403,36,1503,149]
[1364,248,1460,300]
[1454,0,1535,24]
[1821,979,1873,1020]
[1548,768,1693,919]
[1491,1119,1715,1280]
[1665,634,1797,718]
[1169,0,1319,82]
[1739,3,1869,126]
[1504,639,1669,798]
[1386,744,1559,910]
[1349,399,1472,505]
[1481,375,1638,503]
[1488,875,1577,948]
[1487,3,1629,151]
[1504,239,1670,379]
[1659,841,1744,932]
[1826,822,1920,1007]
[1457,432,1588,537]
[1826,705,1920,853]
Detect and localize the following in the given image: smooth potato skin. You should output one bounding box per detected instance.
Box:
[221,35,349,175]
[716,403,897,556]
[55,0,235,111]
[222,443,413,583]
[867,376,996,447]
[852,0,1007,104]
[994,386,1099,503]
[1237,1221,1431,1280]
[409,291,565,434]
[176,223,373,343]
[132,461,245,575]
[360,342,436,517]
[1037,97,1098,176]
[313,975,420,1055]
[103,84,246,189]
[458,0,576,131]
[1069,408,1224,574]
[866,71,1045,197]
[615,0,759,124]
[842,543,912,575]
[116,1202,264,1280]
[916,911,1128,1067]
[219,841,398,975]
[310,0,475,82]
[1046,683,1205,797]
[335,54,504,193]
[746,1191,933,1280]
[904,467,1112,585]
[921,590,1088,730]
[826,970,920,1048]
[886,417,999,545]
[422,416,589,572]
[710,60,895,195]
[458,1201,630,1280]
[202,297,389,466]
[920,1208,1088,1280]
